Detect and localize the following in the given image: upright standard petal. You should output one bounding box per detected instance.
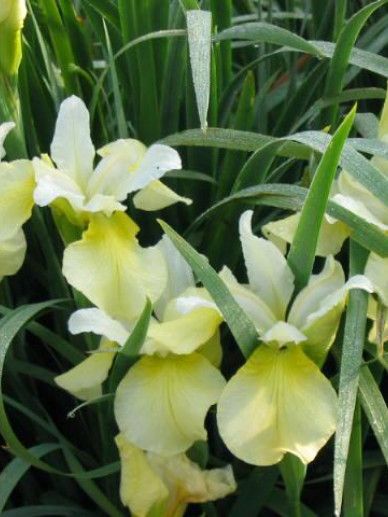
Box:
[262,213,350,257]
[239,211,294,319]
[89,140,181,202]
[365,252,388,306]
[0,121,15,160]
[0,160,35,240]
[217,345,337,466]
[63,212,167,322]
[55,339,116,401]
[0,228,26,279]
[114,353,226,456]
[219,267,277,333]
[288,257,344,330]
[68,308,130,345]
[33,157,85,213]
[115,434,168,517]
[50,96,95,189]
[153,234,195,320]
[133,180,191,211]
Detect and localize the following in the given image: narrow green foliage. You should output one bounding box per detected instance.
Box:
[334,241,369,517]
[287,105,356,292]
[186,10,212,131]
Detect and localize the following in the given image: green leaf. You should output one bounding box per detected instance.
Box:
[186,10,212,131]
[158,220,258,358]
[280,454,307,517]
[0,301,68,474]
[109,299,152,390]
[359,367,388,465]
[334,241,369,517]
[230,467,278,517]
[0,443,61,513]
[2,505,96,516]
[214,21,321,57]
[287,106,356,291]
[323,0,388,125]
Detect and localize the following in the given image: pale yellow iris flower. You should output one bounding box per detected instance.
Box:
[56,231,225,456]
[115,434,236,517]
[216,211,373,466]
[0,121,35,281]
[263,89,388,344]
[33,96,190,228]
[0,0,27,75]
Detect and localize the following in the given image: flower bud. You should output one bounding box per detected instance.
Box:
[0,0,27,75]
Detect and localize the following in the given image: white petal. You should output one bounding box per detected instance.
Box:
[261,322,307,348]
[133,180,191,211]
[89,141,181,201]
[219,266,277,333]
[114,353,225,456]
[288,257,345,329]
[0,121,15,160]
[68,308,130,345]
[239,210,294,319]
[83,193,126,215]
[153,234,195,320]
[51,96,95,188]
[33,157,85,212]
[263,212,350,257]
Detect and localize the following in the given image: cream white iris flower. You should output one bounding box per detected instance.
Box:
[56,231,225,455]
[0,122,35,281]
[33,96,190,226]
[216,211,373,466]
[263,89,388,344]
[115,434,236,517]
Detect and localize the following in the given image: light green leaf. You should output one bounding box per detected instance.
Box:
[187,10,212,131]
[287,106,356,291]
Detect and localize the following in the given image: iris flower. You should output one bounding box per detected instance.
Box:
[115,434,236,517]
[0,122,35,280]
[216,211,373,466]
[0,0,27,75]
[56,232,225,456]
[33,96,190,228]
[263,89,388,344]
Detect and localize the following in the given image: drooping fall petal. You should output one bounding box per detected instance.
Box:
[63,212,167,322]
[114,353,225,456]
[239,210,294,319]
[217,345,338,466]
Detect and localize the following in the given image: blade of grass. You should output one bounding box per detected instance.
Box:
[334,240,369,517]
[187,10,212,131]
[0,443,61,513]
[109,299,152,390]
[323,0,388,126]
[287,106,356,291]
[358,366,388,465]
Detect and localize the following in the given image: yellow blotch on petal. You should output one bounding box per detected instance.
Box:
[62,212,167,322]
[217,345,337,466]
